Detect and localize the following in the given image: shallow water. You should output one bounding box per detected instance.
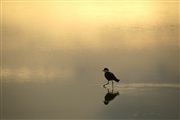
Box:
[2,82,180,119]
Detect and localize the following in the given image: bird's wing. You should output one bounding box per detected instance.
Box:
[109,72,117,79]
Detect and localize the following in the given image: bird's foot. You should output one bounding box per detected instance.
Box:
[103,84,109,88]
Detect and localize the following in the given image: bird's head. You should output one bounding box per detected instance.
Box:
[103,68,109,72]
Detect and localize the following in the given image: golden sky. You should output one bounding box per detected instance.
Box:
[3,1,178,25]
[1,0,179,83]
[2,1,179,50]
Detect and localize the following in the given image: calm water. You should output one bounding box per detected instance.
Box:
[2,82,180,119]
[1,1,180,119]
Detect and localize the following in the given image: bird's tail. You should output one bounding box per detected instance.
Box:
[115,79,120,82]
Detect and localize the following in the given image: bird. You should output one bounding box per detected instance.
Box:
[103,68,120,87]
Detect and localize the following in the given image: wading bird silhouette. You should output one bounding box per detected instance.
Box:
[103,68,120,87]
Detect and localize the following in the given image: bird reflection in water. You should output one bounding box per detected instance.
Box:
[103,86,119,105]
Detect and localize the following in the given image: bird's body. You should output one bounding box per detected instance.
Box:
[103,68,120,87]
[105,71,120,82]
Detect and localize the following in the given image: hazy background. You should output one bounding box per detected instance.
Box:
[1,0,179,119]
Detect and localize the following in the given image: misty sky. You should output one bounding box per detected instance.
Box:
[1,0,179,83]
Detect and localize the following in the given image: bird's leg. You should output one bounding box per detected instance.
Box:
[112,84,114,93]
[106,87,110,93]
[103,81,109,87]
[103,85,110,93]
[112,81,114,89]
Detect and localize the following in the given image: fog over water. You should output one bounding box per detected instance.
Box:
[3,24,179,84]
[1,1,179,119]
